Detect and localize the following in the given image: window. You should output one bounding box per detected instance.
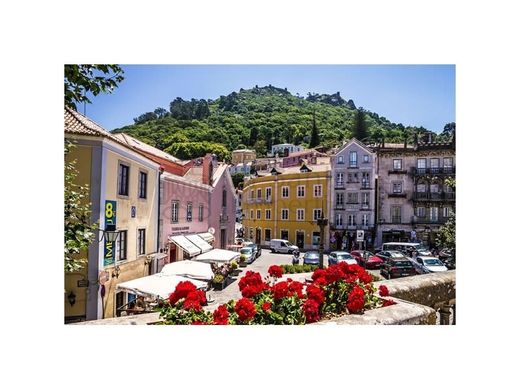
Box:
[391,206,401,223]
[186,202,193,222]
[442,207,450,218]
[313,209,322,221]
[250,210,254,219]
[430,183,440,193]
[348,214,356,226]
[416,207,426,217]
[312,232,320,246]
[249,228,253,239]
[281,230,289,240]
[297,209,304,221]
[430,158,439,168]
[198,204,203,221]
[118,163,129,196]
[347,172,358,183]
[392,182,403,193]
[443,157,453,167]
[282,186,289,198]
[336,172,344,186]
[362,214,368,226]
[138,228,146,255]
[338,155,344,164]
[222,189,227,207]
[257,188,262,199]
[417,158,427,169]
[361,172,370,188]
[313,185,322,197]
[171,201,179,223]
[266,187,272,200]
[297,185,305,197]
[393,159,402,170]
[117,230,127,261]
[417,184,426,193]
[265,229,271,242]
[138,171,147,199]
[336,192,344,206]
[363,154,369,163]
[430,207,439,221]
[335,213,343,226]
[265,209,271,220]
[347,192,358,204]
[362,192,369,206]
[257,209,261,219]
[281,209,289,220]
[250,190,254,200]
[349,151,357,167]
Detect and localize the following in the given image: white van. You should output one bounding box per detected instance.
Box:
[381,242,432,256]
[270,239,299,254]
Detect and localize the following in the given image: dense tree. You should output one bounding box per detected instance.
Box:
[165,141,231,161]
[231,173,245,188]
[65,143,97,272]
[309,111,320,147]
[64,65,124,110]
[436,177,456,262]
[154,107,169,118]
[134,112,158,124]
[352,108,369,141]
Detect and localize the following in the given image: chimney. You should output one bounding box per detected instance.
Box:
[202,153,213,185]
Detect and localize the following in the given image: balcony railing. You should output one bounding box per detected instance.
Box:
[412,167,455,175]
[412,216,449,224]
[413,192,456,201]
[360,203,370,210]
[334,204,345,210]
[388,169,407,175]
[335,182,345,189]
[388,193,407,198]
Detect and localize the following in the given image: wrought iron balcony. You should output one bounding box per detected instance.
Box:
[388,193,407,198]
[334,204,345,210]
[388,169,407,175]
[334,182,346,189]
[412,216,449,224]
[412,192,456,201]
[412,167,456,175]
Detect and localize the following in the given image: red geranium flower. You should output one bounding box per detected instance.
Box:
[183,298,202,312]
[303,299,321,323]
[168,280,198,305]
[268,265,283,278]
[311,268,326,281]
[379,285,390,297]
[191,320,207,325]
[213,304,229,325]
[271,281,289,300]
[382,299,396,307]
[238,271,268,299]
[235,298,256,322]
[347,285,365,314]
[306,284,325,306]
[358,271,373,284]
[288,280,305,299]
[261,302,272,312]
[324,265,346,284]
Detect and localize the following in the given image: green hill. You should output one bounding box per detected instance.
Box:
[112,85,441,160]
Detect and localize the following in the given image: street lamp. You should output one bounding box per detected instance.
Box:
[316,216,329,269]
[99,224,120,243]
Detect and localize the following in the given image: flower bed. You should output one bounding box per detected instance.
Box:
[159,263,395,325]
[281,264,318,274]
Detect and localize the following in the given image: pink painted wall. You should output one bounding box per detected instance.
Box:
[159,175,211,250]
[208,167,237,249]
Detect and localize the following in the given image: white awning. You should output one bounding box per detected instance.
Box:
[116,274,207,299]
[169,235,201,257]
[198,232,215,243]
[194,248,240,264]
[160,260,214,281]
[186,234,213,253]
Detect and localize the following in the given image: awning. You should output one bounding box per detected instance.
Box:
[116,274,207,299]
[161,260,214,281]
[146,252,168,260]
[199,232,215,242]
[169,235,201,257]
[186,234,213,253]
[194,248,240,264]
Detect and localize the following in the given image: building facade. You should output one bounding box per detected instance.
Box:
[242,158,331,251]
[281,149,326,168]
[231,149,256,165]
[375,139,455,247]
[269,143,303,157]
[65,108,160,322]
[329,139,377,251]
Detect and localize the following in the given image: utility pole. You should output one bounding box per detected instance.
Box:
[317,215,328,269]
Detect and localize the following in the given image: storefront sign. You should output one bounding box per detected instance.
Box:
[171,226,190,233]
[77,279,89,288]
[356,230,365,242]
[103,200,117,267]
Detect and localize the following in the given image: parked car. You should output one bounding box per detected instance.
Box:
[351,250,384,269]
[270,239,299,254]
[328,251,357,265]
[413,256,448,274]
[380,258,416,279]
[382,242,432,257]
[239,247,255,264]
[375,250,409,263]
[303,251,320,265]
[245,242,262,259]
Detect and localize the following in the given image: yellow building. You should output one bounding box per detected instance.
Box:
[65,107,161,322]
[242,158,331,251]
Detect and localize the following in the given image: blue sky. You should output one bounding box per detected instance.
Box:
[84,65,455,133]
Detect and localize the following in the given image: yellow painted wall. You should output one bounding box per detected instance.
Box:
[102,148,158,318]
[242,170,330,250]
[64,143,92,320]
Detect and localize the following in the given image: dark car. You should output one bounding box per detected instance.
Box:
[375,250,408,263]
[303,251,320,265]
[380,258,416,279]
[244,242,262,259]
[328,251,357,265]
[351,250,384,269]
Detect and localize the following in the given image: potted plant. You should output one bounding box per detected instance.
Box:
[212,274,226,290]
[239,254,248,268]
[230,261,239,276]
